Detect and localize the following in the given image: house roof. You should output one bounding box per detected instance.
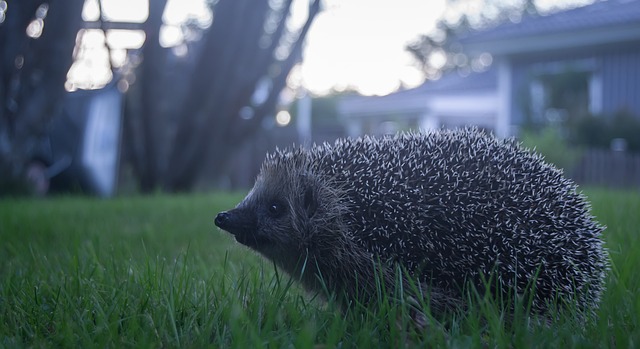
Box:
[461,0,640,55]
[339,68,496,117]
[406,67,496,94]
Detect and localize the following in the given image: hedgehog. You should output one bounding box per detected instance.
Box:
[214,128,608,317]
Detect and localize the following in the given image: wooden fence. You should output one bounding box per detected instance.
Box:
[570,149,640,189]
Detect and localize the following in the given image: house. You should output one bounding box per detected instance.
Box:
[338,0,640,138]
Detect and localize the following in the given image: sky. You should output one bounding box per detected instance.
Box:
[296,0,446,96]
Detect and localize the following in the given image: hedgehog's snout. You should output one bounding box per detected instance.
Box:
[215,208,264,247]
[215,210,246,233]
[214,211,231,230]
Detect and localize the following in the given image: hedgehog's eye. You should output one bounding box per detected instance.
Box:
[267,201,286,218]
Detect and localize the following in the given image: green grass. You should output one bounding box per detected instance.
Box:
[0,189,638,348]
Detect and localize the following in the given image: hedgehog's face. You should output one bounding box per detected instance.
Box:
[214,164,319,261]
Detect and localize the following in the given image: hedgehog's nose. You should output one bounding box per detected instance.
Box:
[215,211,230,229]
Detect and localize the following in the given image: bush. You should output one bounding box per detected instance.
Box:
[572,110,640,153]
[520,127,582,170]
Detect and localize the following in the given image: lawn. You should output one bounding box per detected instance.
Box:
[0,189,638,348]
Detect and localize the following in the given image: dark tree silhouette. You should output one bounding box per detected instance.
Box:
[0,0,85,192]
[122,0,169,193]
[407,0,539,79]
[124,0,321,192]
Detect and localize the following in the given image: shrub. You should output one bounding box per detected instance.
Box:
[520,127,582,170]
[572,110,640,153]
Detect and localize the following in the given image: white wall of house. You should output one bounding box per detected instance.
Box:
[339,89,499,137]
[496,58,512,138]
[423,92,498,131]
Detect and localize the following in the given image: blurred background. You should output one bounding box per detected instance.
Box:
[1,0,639,196]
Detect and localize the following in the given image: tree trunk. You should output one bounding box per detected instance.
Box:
[121,0,321,192]
[164,0,321,192]
[118,0,167,193]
